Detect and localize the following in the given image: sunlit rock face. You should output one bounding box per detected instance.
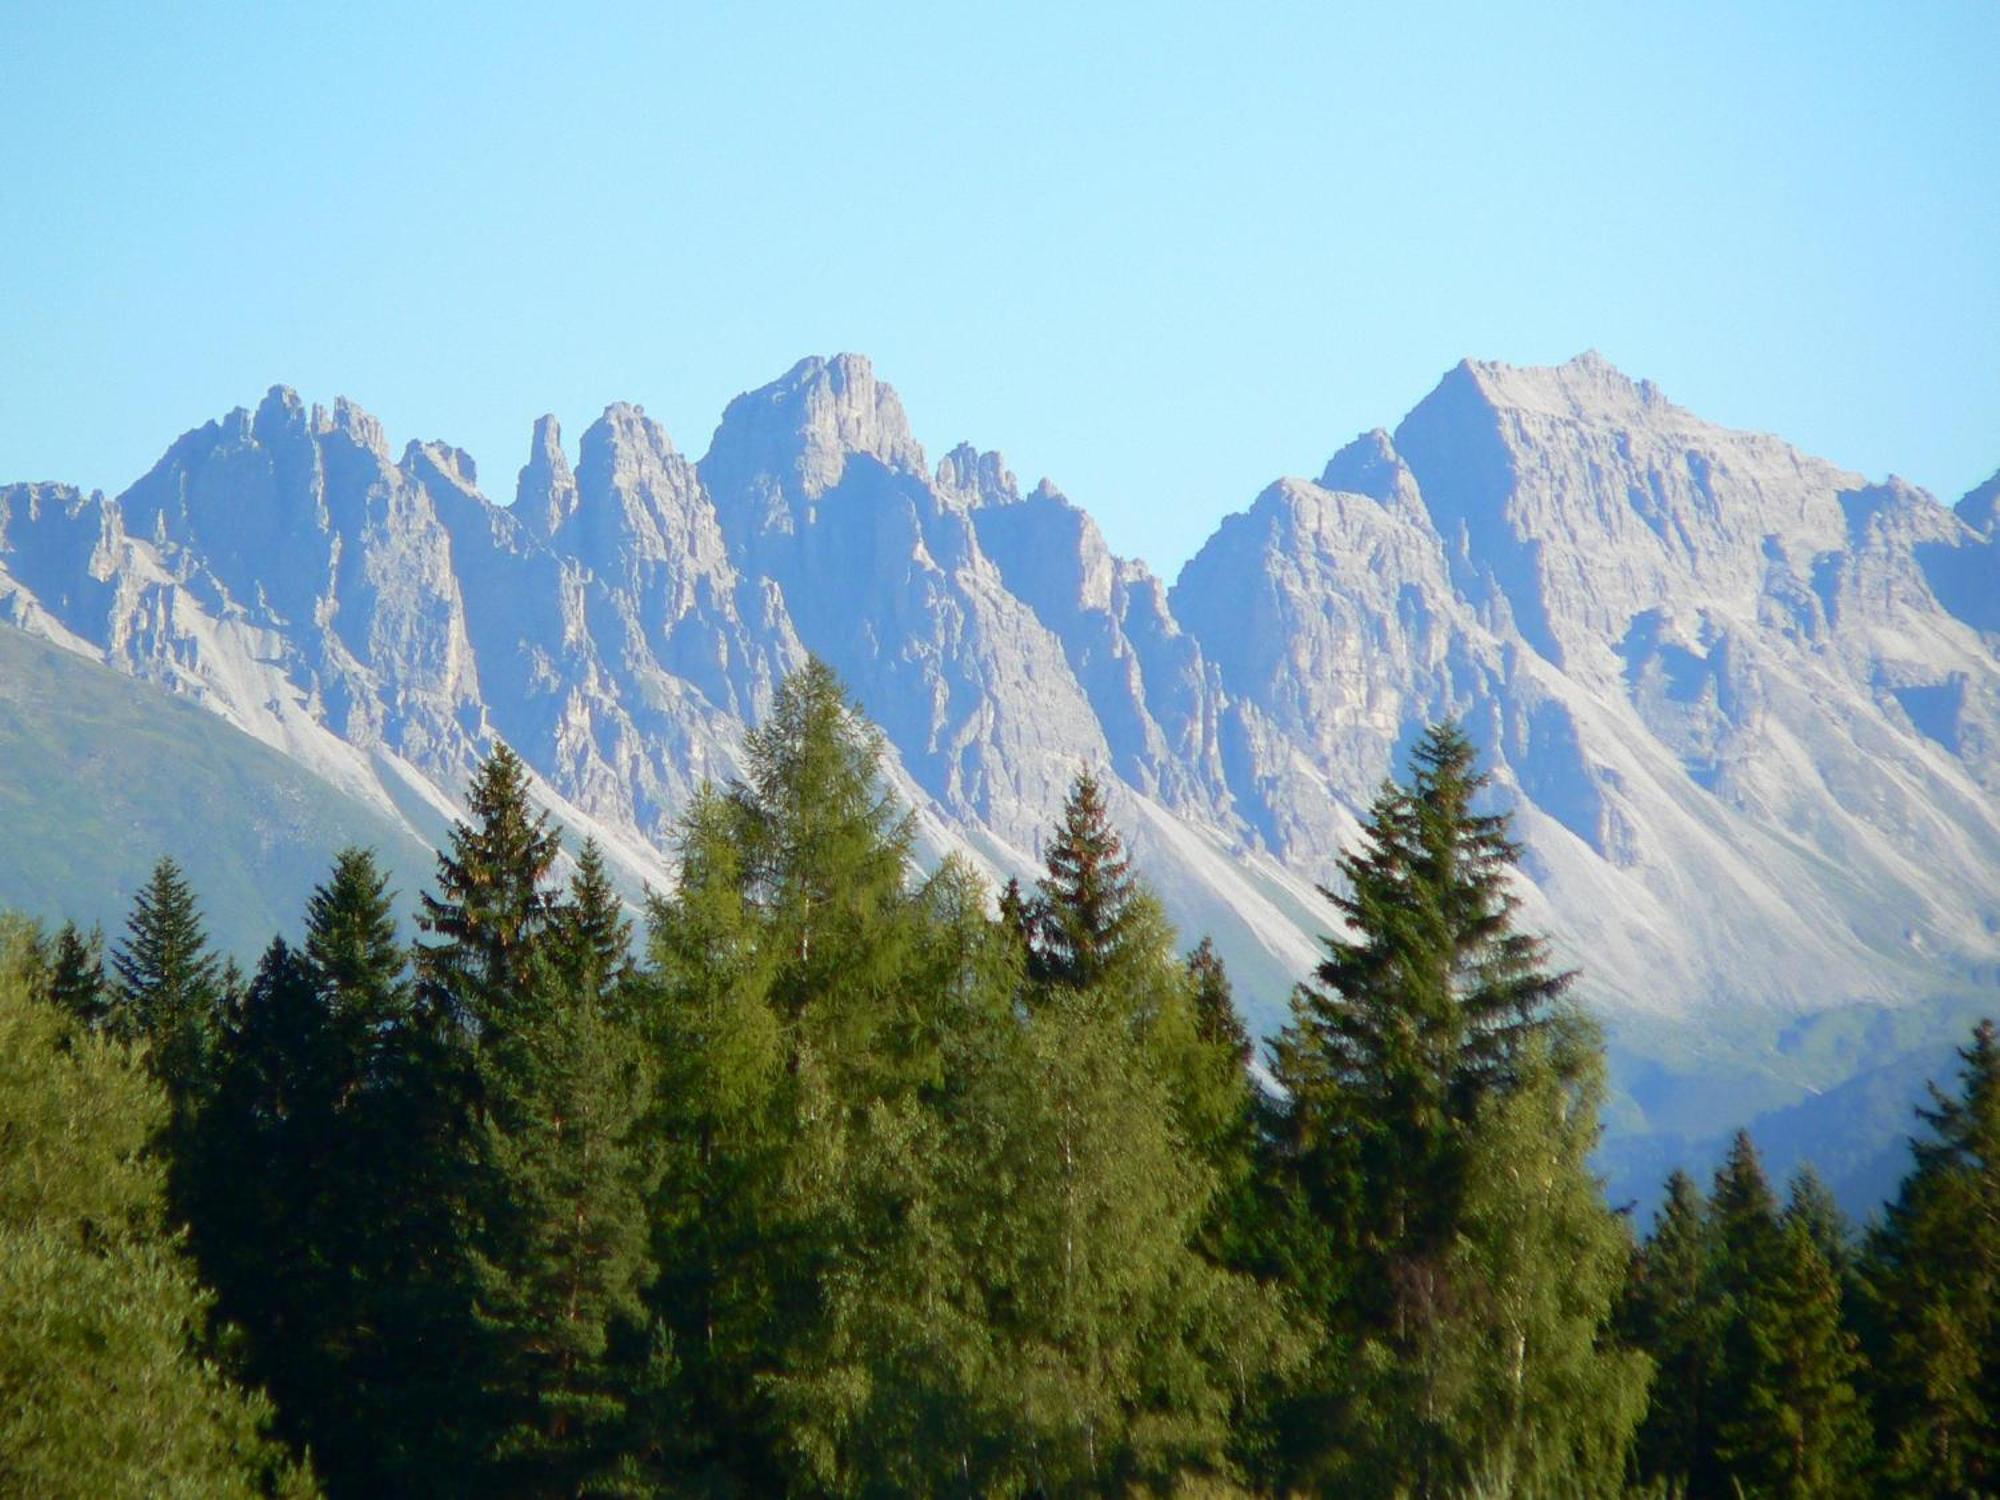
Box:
[4,352,1997,1073]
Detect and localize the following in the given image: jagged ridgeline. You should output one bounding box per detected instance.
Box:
[2,353,1997,1203]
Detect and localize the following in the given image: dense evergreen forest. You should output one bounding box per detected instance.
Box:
[4,659,1997,1498]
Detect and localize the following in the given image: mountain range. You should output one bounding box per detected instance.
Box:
[3,350,1996,1208]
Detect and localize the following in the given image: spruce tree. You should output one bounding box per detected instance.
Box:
[110,855,225,1110]
[1028,769,1142,991]
[306,847,476,1498]
[190,939,334,1417]
[1784,1165,1855,1285]
[1624,1169,1718,1495]
[1860,1018,2000,1496]
[1026,773,1253,1173]
[1264,720,1589,1494]
[466,954,661,1497]
[1187,935,1252,1067]
[1705,1129,1871,1497]
[47,920,108,1032]
[419,741,563,1035]
[555,837,634,1006]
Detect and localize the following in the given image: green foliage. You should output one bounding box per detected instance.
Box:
[419,741,564,1034]
[47,919,108,1030]
[25,678,1984,1497]
[1263,721,1605,1493]
[1187,935,1252,1068]
[1441,1037,1651,1497]
[1024,768,1143,992]
[1859,1018,2000,1497]
[468,956,662,1497]
[0,960,316,1498]
[111,855,225,1106]
[1623,1170,1717,1494]
[1706,1133,1870,1498]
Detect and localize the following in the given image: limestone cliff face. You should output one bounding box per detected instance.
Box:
[3,352,1996,1049]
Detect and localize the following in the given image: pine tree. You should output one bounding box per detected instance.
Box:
[47,920,108,1032]
[110,855,225,1110]
[1860,1018,2000,1496]
[1623,1169,1719,1495]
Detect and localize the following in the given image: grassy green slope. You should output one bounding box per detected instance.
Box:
[0,626,437,961]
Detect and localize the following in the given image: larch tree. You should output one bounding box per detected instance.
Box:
[0,959,317,1499]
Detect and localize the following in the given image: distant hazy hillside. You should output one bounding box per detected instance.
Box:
[0,624,436,958]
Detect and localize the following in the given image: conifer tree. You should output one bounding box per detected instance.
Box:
[110,855,225,1110]
[730,658,920,1094]
[191,939,334,1409]
[1187,935,1252,1067]
[1860,1018,2000,1496]
[1264,721,1590,1493]
[1028,769,1142,991]
[640,787,788,1493]
[419,741,563,1035]
[416,748,666,1494]
[1784,1165,1855,1285]
[1624,1169,1718,1494]
[1026,773,1253,1175]
[305,847,476,1498]
[47,920,108,1032]
[466,954,661,1497]
[556,837,634,1006]
[1707,1130,1871,1497]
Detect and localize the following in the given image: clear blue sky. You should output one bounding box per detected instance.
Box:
[4,2,1995,574]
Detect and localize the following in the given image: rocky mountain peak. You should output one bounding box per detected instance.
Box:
[1960,470,2000,539]
[936,442,1019,507]
[252,385,308,445]
[701,353,925,512]
[403,440,480,495]
[515,414,578,536]
[585,402,678,467]
[1319,427,1427,518]
[1448,350,1666,424]
[312,396,389,459]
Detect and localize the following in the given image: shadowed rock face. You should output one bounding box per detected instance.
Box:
[2,353,1997,1076]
